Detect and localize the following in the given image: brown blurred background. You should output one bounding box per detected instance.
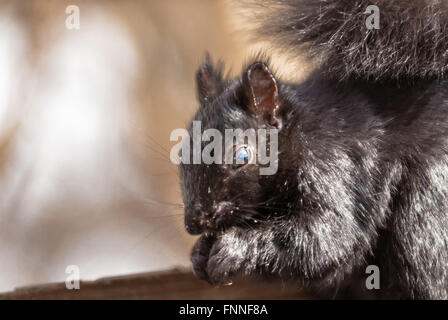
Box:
[0,0,309,293]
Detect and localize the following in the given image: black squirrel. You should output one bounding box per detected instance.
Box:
[179,0,448,299]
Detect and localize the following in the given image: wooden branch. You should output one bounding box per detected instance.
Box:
[0,268,305,300]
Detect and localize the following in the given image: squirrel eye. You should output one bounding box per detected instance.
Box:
[233,145,252,168]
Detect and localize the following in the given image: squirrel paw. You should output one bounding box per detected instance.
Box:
[191,230,245,286]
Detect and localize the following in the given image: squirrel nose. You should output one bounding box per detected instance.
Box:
[184,202,233,234]
[185,216,204,235]
[184,204,208,235]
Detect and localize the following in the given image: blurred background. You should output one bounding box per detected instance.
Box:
[0,0,309,292]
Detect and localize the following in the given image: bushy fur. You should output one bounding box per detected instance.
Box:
[242,0,448,81]
[180,2,448,299]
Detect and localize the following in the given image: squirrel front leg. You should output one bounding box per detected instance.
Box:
[191,221,304,286]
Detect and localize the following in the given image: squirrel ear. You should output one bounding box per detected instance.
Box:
[196,54,223,105]
[243,62,279,126]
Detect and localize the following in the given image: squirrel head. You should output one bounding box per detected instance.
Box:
[181,55,291,235]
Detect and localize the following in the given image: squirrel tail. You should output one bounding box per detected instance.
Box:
[239,0,448,81]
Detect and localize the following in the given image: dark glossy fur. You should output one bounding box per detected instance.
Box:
[180,1,448,299]
[244,0,448,81]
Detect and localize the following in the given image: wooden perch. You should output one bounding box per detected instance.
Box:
[0,268,305,300]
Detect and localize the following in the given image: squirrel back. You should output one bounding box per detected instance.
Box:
[240,0,448,81]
